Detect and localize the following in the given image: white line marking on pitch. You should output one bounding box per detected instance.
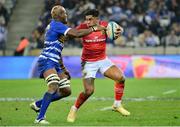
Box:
[146,96,155,99]
[100,106,112,111]
[0,97,180,102]
[163,90,177,95]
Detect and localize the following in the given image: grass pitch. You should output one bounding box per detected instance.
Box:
[0,78,180,126]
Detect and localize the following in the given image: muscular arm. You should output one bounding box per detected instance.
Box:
[59,57,71,79]
[67,25,105,38]
[67,28,93,38]
[59,57,65,70]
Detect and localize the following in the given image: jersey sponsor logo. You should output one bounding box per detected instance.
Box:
[84,38,106,43]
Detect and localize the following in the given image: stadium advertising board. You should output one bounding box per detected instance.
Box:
[0,55,180,79]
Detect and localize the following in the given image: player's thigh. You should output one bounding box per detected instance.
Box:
[104,65,124,81]
[58,71,68,79]
[43,68,57,78]
[99,57,116,77]
[81,61,99,79]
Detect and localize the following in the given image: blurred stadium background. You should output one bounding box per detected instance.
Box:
[0,0,180,126]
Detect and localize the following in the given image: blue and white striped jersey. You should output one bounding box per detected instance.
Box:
[39,19,71,63]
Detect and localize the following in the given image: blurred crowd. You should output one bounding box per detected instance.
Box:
[0,0,16,54]
[27,0,180,50]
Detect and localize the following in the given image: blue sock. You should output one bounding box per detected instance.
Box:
[35,100,42,108]
[35,92,61,108]
[37,92,53,120]
[52,92,62,101]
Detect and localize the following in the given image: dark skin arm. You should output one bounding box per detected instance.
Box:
[59,57,71,80]
[67,25,105,38]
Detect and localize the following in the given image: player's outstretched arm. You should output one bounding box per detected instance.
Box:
[67,25,105,38]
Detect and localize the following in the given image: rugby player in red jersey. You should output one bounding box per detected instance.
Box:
[67,9,130,122]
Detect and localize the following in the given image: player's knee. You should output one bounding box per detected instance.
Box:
[61,87,71,97]
[48,83,59,93]
[85,87,94,96]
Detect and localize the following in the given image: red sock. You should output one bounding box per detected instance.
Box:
[114,83,124,100]
[74,92,89,109]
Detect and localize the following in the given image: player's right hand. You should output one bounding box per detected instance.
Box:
[114,27,124,39]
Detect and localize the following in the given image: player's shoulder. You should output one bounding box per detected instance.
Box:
[50,19,64,27]
[99,20,108,27]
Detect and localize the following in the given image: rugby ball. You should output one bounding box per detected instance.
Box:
[106,21,123,40]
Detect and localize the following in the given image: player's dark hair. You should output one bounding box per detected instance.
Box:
[84,9,99,17]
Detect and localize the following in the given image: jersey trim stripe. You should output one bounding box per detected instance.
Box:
[39,55,59,63]
[44,47,61,53]
[44,40,64,47]
[64,28,71,36]
[41,52,60,59]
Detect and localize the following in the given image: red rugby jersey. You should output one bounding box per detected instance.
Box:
[76,21,108,62]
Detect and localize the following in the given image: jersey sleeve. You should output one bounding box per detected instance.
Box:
[54,22,71,36]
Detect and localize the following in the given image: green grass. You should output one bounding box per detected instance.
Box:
[0,78,180,126]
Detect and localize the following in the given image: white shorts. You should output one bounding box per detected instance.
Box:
[81,57,114,79]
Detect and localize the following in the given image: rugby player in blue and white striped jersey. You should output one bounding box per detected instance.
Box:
[29,5,105,124]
